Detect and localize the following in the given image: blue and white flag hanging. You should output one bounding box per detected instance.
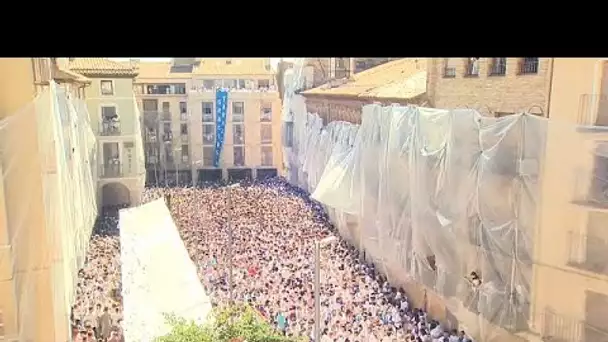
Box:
[214,89,228,167]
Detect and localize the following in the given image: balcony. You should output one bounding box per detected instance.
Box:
[567,231,608,275]
[465,58,479,77]
[180,112,189,121]
[180,134,189,143]
[141,83,187,95]
[162,132,173,143]
[571,173,608,210]
[443,66,456,78]
[489,58,507,76]
[100,162,123,178]
[577,94,608,129]
[536,308,608,342]
[145,131,158,143]
[100,120,121,136]
[518,58,539,75]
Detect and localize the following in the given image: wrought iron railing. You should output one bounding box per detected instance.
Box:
[566,231,608,275]
[519,58,539,74]
[578,94,608,126]
[489,58,507,76]
[100,162,123,178]
[100,121,121,136]
[444,66,456,78]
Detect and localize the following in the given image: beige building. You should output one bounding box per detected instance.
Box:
[301,58,428,124]
[69,58,146,207]
[298,57,608,341]
[426,58,552,116]
[134,58,283,185]
[0,58,97,341]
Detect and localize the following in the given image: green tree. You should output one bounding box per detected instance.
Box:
[156,305,305,342]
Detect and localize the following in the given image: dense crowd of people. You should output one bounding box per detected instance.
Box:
[71,178,474,342]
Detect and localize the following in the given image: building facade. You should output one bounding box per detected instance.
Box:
[426,58,553,117]
[0,58,98,342]
[69,58,146,207]
[301,58,428,124]
[134,58,283,185]
[530,58,608,342]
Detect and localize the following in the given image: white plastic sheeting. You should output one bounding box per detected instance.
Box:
[0,82,98,341]
[285,99,543,341]
[280,60,550,341]
[120,198,212,342]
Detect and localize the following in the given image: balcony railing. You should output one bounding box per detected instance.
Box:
[180,134,189,143]
[567,231,608,275]
[571,173,608,209]
[465,58,479,77]
[100,121,121,136]
[536,308,608,342]
[578,94,608,127]
[189,85,278,94]
[519,58,539,75]
[443,66,456,78]
[100,162,123,178]
[180,112,188,121]
[489,58,507,76]
[162,132,173,142]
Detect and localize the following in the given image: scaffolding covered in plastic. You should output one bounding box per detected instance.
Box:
[282,60,608,342]
[0,82,98,341]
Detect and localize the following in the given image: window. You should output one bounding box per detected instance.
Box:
[232,102,244,122]
[465,58,479,76]
[162,101,170,113]
[233,123,245,145]
[489,58,507,76]
[519,58,539,74]
[203,80,215,89]
[258,79,270,89]
[238,79,246,89]
[203,124,215,145]
[224,79,236,88]
[142,99,158,112]
[180,123,188,135]
[203,146,214,166]
[336,58,345,68]
[261,124,272,144]
[261,103,272,122]
[261,146,273,166]
[443,58,456,78]
[181,144,189,158]
[234,146,245,166]
[179,101,187,114]
[101,106,117,119]
[202,102,214,122]
[226,59,232,65]
[100,80,114,95]
[284,122,294,148]
[163,122,171,134]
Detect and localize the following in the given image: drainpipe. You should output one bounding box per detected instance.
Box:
[545,58,555,119]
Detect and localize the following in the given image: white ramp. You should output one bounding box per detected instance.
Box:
[119,199,212,342]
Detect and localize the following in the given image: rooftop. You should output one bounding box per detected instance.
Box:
[133,59,274,80]
[302,58,427,100]
[69,58,139,78]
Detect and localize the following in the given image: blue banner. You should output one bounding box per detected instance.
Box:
[214,89,228,167]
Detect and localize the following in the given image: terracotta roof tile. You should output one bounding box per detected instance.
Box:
[194,58,273,76]
[302,58,426,100]
[134,62,191,80]
[69,58,138,77]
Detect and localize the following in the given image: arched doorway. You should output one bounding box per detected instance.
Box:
[101,182,131,207]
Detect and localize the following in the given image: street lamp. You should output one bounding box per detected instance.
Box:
[226,183,240,307]
[314,235,337,342]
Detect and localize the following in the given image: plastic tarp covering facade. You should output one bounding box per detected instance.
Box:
[281,60,608,342]
[120,198,212,342]
[0,82,98,341]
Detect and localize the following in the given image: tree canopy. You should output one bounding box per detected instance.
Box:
[156,305,306,342]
